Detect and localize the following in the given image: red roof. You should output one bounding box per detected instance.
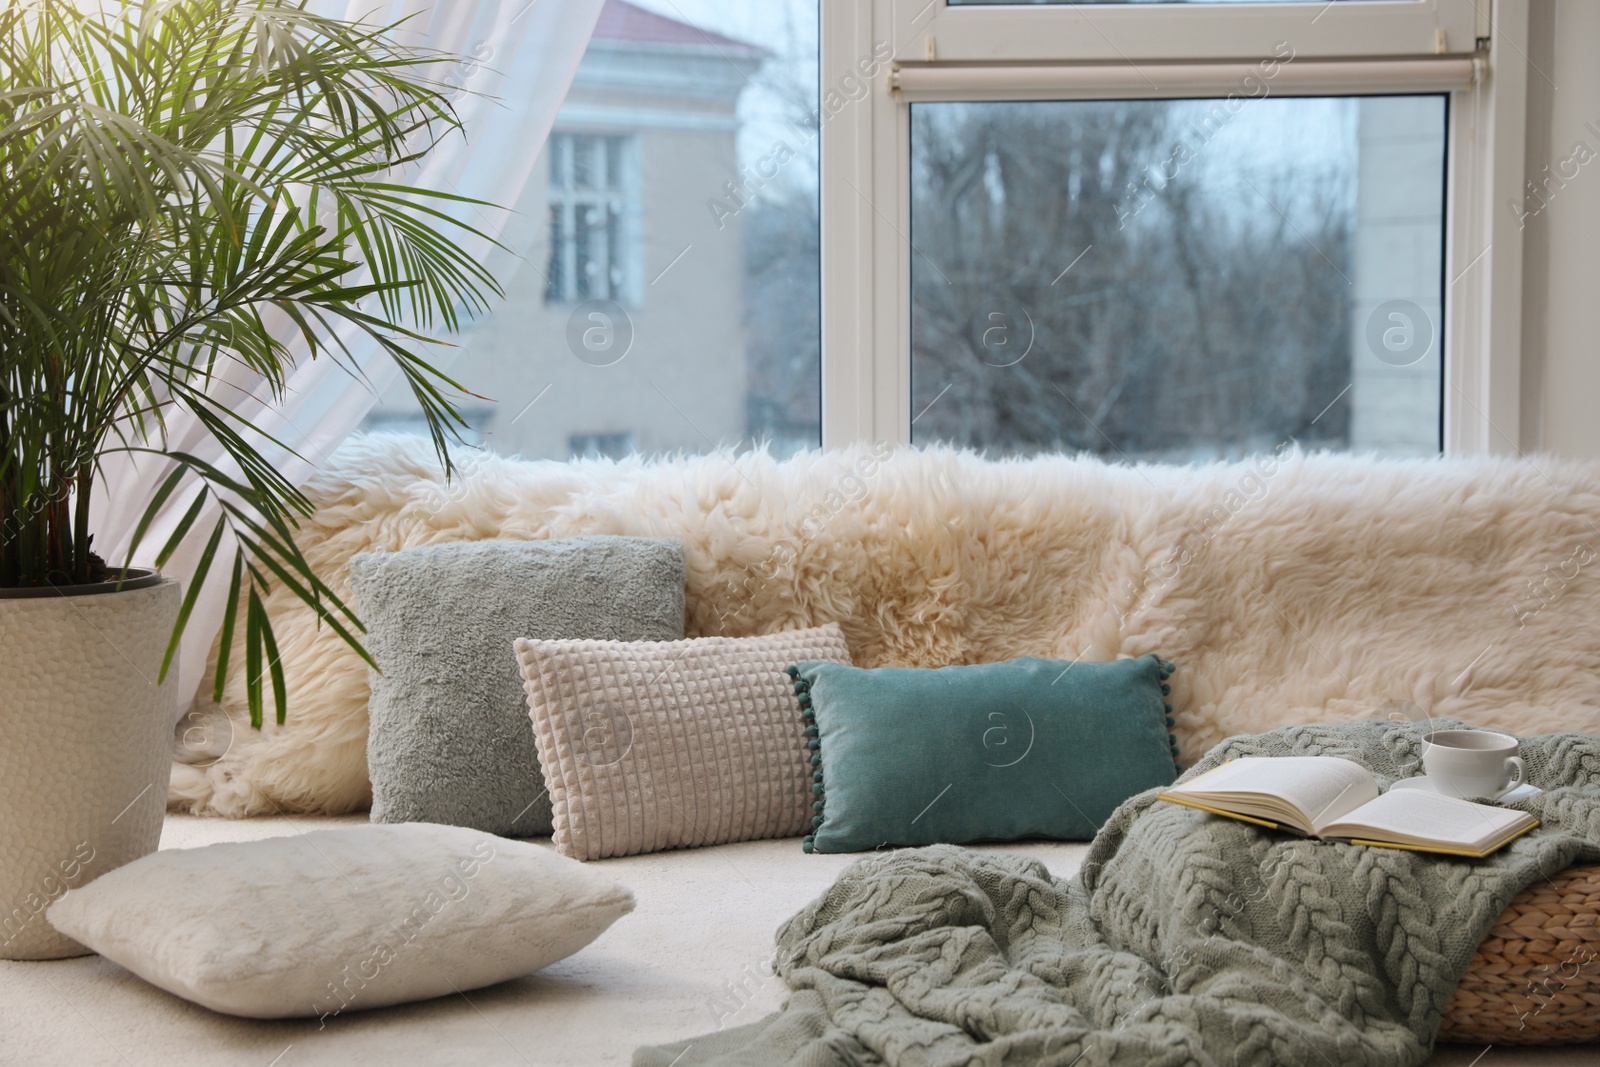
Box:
[592,0,764,54]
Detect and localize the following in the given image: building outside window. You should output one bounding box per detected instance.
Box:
[364,0,821,462]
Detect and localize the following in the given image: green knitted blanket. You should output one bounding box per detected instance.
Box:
[636,720,1600,1067]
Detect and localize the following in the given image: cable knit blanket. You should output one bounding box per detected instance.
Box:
[637,721,1600,1067]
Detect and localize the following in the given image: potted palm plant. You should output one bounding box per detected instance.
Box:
[0,0,499,958]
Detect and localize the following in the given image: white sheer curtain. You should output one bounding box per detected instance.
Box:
[92,0,606,719]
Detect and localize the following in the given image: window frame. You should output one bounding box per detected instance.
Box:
[819,0,1530,456]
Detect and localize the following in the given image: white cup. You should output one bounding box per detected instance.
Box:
[1421,729,1526,799]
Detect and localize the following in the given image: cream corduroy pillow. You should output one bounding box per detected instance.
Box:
[516,625,852,860]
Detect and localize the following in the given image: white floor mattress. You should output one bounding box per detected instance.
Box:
[0,815,1590,1066]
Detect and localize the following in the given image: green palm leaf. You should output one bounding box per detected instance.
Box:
[1,0,505,728]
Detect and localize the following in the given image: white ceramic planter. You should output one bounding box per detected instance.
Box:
[0,574,179,959]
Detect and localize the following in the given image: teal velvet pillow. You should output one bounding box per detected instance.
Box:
[789,655,1180,853]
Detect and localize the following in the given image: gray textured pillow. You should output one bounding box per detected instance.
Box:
[350,537,685,836]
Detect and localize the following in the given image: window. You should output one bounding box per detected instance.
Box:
[362,0,1525,463]
[545,134,635,306]
[908,95,1447,461]
[364,0,822,461]
[821,0,1517,456]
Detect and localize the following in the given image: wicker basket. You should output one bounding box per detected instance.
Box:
[1439,863,1600,1045]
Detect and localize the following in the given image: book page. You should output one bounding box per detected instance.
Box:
[1318,790,1533,851]
[1166,757,1379,832]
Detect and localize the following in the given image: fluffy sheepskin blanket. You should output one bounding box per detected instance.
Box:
[170,434,1600,818]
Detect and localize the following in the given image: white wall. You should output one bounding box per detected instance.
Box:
[1520,0,1600,458]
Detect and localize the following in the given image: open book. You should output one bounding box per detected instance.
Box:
[1158,756,1538,858]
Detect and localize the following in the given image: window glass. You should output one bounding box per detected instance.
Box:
[909,95,1446,461]
[363,0,821,461]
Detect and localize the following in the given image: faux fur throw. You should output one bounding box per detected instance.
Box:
[170,435,1600,818]
[636,720,1600,1067]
